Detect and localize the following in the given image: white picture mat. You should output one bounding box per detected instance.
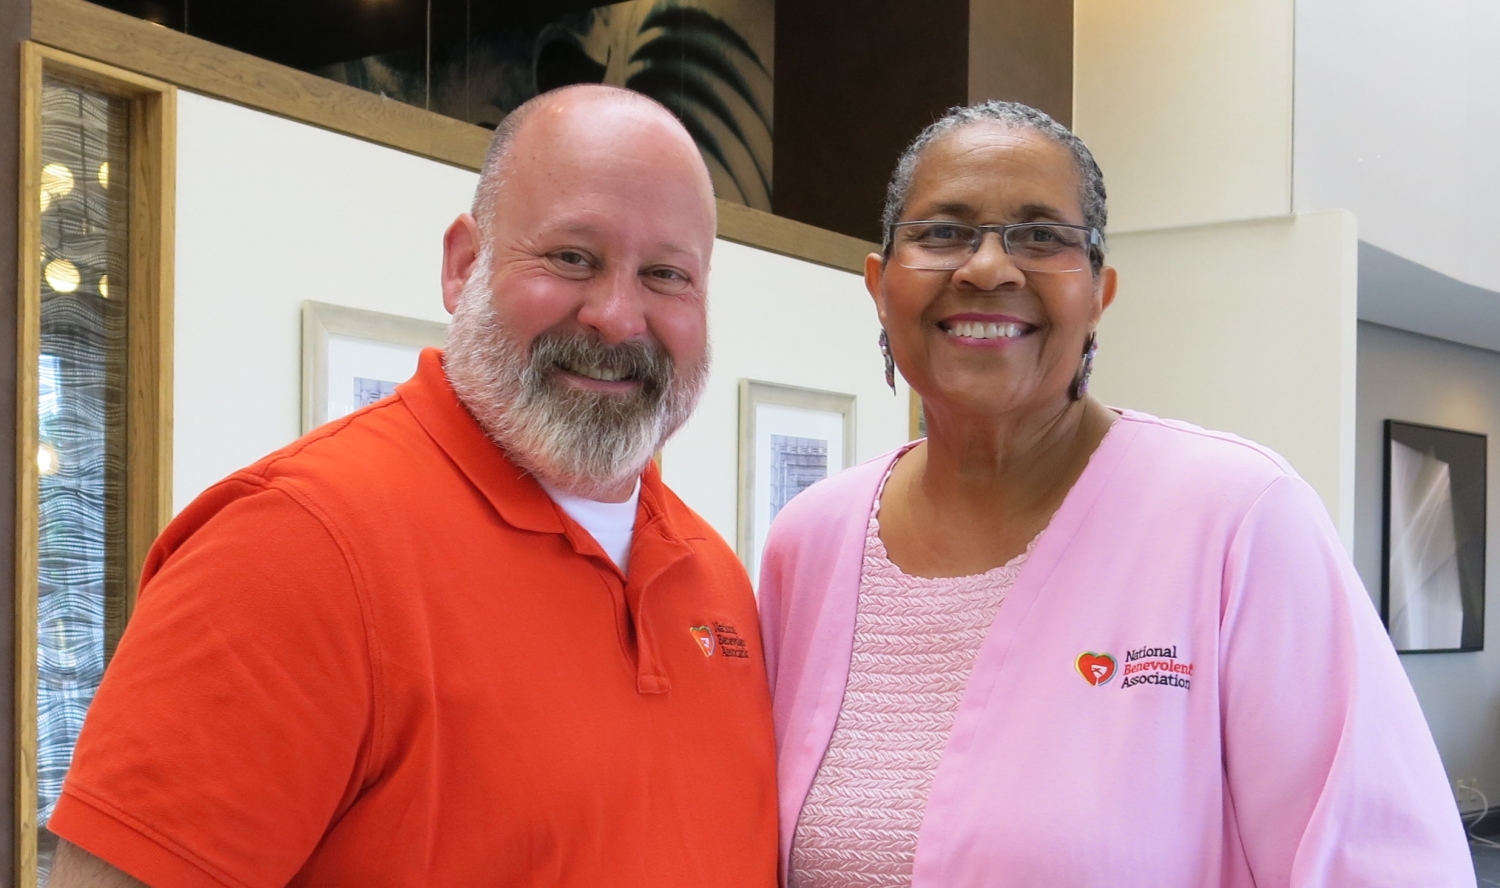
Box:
[324,335,427,424]
[738,379,856,585]
[750,403,847,581]
[302,301,449,433]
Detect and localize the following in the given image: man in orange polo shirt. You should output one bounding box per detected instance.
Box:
[47,84,776,887]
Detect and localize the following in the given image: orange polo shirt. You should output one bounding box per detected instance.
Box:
[49,349,777,887]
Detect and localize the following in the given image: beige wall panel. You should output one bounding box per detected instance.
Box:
[1074,0,1295,232]
[1090,211,1358,543]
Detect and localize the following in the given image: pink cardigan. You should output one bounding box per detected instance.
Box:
[758,411,1473,888]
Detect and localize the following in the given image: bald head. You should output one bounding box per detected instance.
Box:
[471,85,715,235]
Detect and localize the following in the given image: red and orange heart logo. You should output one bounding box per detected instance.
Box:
[1075,652,1117,686]
[689,625,716,657]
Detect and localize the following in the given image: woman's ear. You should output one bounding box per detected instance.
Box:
[1093,265,1119,322]
[865,252,889,324]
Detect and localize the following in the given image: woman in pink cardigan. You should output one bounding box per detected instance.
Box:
[757,101,1472,887]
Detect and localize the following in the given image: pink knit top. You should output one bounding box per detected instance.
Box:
[787,467,1032,887]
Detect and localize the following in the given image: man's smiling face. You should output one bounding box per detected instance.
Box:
[441,90,717,500]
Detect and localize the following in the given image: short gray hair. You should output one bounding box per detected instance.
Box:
[880,100,1108,273]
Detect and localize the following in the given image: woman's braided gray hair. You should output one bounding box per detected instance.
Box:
[880,100,1108,273]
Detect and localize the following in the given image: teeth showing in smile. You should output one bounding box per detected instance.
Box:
[562,363,629,382]
[946,321,1027,340]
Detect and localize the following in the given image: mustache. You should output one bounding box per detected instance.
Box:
[530,333,674,397]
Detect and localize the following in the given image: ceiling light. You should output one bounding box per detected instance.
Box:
[40,162,74,198]
[44,259,80,293]
[98,274,110,299]
[37,443,59,477]
[97,162,110,189]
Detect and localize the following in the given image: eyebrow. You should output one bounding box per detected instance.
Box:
[546,224,699,259]
[918,201,1073,223]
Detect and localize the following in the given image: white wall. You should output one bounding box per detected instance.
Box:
[1073,0,1294,232]
[174,92,910,549]
[1090,211,1358,542]
[662,240,909,548]
[1355,321,1500,809]
[174,92,472,510]
[1294,0,1500,293]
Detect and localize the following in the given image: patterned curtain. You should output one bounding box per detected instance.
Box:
[35,77,131,881]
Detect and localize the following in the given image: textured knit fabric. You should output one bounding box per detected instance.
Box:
[788,464,1031,887]
[760,413,1474,888]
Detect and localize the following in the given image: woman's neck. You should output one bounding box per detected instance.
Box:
[918,397,1112,513]
[878,397,1116,578]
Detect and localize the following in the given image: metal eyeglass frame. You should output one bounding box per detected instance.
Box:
[886,220,1103,273]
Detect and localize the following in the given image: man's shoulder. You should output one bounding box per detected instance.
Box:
[160,397,447,553]
[646,477,730,550]
[251,397,434,487]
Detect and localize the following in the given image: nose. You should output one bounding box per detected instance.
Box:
[576,266,650,344]
[951,230,1026,291]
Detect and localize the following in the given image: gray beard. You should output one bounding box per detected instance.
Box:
[443,248,709,499]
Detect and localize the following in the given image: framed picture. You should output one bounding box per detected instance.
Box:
[738,380,857,582]
[1382,420,1487,653]
[301,301,448,434]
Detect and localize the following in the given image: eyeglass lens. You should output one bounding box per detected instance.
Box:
[893,222,1092,272]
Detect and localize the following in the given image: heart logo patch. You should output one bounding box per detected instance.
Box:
[1076,652,1117,686]
[689,625,716,657]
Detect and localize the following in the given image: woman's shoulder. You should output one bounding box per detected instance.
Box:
[1108,409,1301,492]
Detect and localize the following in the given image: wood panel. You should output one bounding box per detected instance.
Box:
[772,0,971,244]
[13,43,176,888]
[32,0,491,170]
[716,199,873,274]
[3,5,34,878]
[123,78,175,616]
[968,0,1074,126]
[13,40,43,888]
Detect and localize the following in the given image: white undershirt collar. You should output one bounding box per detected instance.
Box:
[540,479,641,574]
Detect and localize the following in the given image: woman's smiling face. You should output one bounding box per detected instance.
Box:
[868,122,1116,422]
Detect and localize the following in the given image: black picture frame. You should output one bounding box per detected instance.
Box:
[1382,420,1487,653]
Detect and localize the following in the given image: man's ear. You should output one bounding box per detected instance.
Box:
[441,214,482,314]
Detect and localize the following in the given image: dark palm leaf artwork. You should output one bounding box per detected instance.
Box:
[313,0,774,209]
[534,1,774,210]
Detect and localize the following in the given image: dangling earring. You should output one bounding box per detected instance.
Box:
[1069,332,1098,401]
[879,329,896,395]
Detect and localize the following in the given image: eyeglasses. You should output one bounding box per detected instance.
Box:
[887,221,1101,273]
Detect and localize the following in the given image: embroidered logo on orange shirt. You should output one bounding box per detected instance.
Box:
[689,622,752,660]
[689,625,716,657]
[1075,651,1117,686]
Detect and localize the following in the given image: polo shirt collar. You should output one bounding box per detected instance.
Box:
[395,349,690,572]
[397,348,565,536]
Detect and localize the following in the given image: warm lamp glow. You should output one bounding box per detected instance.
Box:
[37,443,59,477]
[40,162,74,198]
[98,274,110,299]
[97,161,110,189]
[44,259,81,293]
